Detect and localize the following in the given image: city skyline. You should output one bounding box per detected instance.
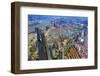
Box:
[28,14,88,61]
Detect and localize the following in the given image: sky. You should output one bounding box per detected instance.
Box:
[28,14,88,25]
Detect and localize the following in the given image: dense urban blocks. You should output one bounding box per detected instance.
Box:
[28,15,88,61]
